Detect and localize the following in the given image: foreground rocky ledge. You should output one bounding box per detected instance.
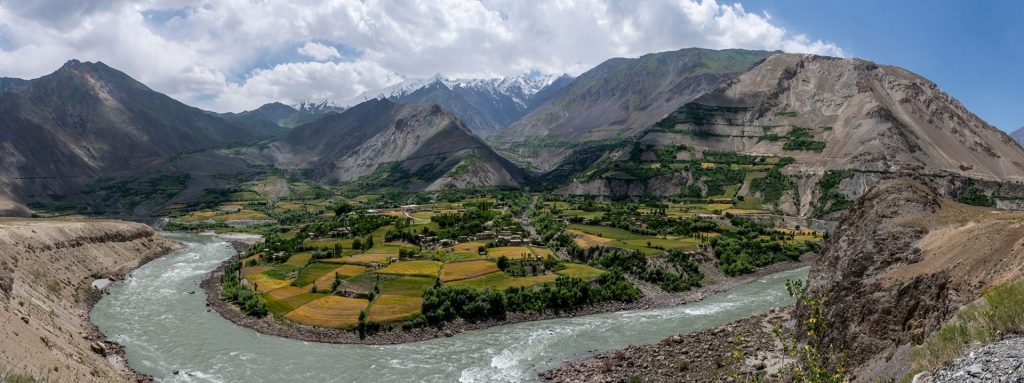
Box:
[540,309,793,382]
[0,218,180,382]
[203,246,813,345]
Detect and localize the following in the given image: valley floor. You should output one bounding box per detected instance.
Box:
[202,248,814,344]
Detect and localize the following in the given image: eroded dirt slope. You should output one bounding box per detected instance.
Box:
[0,219,178,382]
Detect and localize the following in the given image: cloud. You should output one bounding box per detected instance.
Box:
[0,0,845,112]
[297,41,341,61]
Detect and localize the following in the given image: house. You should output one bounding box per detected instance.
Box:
[476,230,495,239]
[401,204,420,213]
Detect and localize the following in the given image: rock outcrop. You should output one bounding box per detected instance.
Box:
[804,178,1024,381]
[0,219,179,382]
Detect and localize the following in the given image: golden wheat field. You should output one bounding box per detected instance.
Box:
[487,246,535,259]
[440,260,499,282]
[284,296,368,328]
[244,273,291,293]
[378,260,442,277]
[366,294,423,322]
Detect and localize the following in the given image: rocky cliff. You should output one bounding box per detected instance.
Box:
[0,219,179,382]
[804,178,1024,381]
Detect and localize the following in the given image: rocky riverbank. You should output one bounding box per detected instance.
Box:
[540,308,794,382]
[0,218,180,383]
[917,336,1024,382]
[202,244,814,345]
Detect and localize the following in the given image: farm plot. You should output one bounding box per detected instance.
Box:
[284,296,368,328]
[378,276,435,297]
[367,294,423,322]
[265,291,323,317]
[286,252,313,267]
[452,241,489,254]
[378,260,442,277]
[555,263,606,281]
[448,272,558,290]
[324,253,397,266]
[293,262,343,286]
[240,266,269,278]
[244,273,290,293]
[440,260,499,282]
[312,265,367,290]
[487,247,536,260]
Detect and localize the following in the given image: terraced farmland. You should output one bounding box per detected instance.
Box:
[440,260,499,282]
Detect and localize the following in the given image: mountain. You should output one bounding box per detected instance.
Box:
[0,60,267,208]
[1013,126,1024,147]
[218,100,344,136]
[804,178,1024,381]
[271,98,525,190]
[348,74,572,137]
[0,77,27,91]
[667,53,1024,180]
[494,48,774,171]
[557,53,1024,218]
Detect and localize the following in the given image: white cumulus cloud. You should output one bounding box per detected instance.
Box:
[297,41,341,61]
[0,0,846,112]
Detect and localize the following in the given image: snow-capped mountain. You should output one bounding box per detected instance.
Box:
[344,73,573,136]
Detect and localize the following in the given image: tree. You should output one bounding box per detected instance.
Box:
[334,202,353,216]
[497,256,510,271]
[364,236,374,250]
[352,238,363,251]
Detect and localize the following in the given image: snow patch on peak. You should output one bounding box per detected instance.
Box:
[343,72,572,107]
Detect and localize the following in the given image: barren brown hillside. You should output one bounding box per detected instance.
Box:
[0,219,178,382]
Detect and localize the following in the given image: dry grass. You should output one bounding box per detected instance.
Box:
[378,260,442,277]
[284,296,368,329]
[367,294,423,322]
[244,273,291,293]
[440,260,499,282]
[907,278,1024,381]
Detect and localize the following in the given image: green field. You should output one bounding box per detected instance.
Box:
[265,292,324,317]
[378,276,435,297]
[555,263,607,281]
[293,262,343,286]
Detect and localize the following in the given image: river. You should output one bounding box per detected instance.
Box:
[91,233,809,383]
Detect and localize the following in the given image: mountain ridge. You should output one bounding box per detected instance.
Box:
[347,73,572,136]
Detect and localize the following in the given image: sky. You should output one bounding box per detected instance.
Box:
[0,1,1019,131]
